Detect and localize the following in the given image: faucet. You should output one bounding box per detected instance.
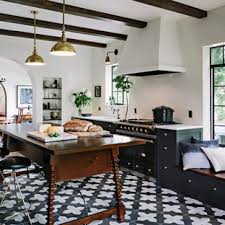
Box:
[113,108,120,119]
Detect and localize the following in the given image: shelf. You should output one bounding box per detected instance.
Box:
[43,98,61,100]
[43,87,62,90]
[43,109,62,111]
[43,119,62,121]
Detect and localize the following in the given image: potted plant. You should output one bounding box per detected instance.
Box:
[72,90,92,115]
[113,75,133,120]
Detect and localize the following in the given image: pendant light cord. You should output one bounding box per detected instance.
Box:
[32,10,37,53]
[62,0,66,40]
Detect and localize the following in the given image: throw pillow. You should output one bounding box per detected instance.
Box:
[201,147,225,172]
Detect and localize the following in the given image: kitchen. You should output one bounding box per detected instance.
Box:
[1,1,225,225]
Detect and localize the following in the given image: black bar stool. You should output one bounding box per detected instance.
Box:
[0,155,32,224]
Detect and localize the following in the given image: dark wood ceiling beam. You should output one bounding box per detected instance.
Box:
[0,13,127,41]
[0,29,107,48]
[3,0,147,28]
[133,0,207,18]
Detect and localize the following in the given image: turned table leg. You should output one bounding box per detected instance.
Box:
[111,147,125,222]
[1,133,8,158]
[47,165,56,225]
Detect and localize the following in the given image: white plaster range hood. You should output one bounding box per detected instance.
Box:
[117,17,186,76]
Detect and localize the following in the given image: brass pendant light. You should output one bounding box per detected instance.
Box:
[25,11,45,66]
[50,0,76,56]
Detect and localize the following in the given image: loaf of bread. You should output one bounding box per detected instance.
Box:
[64,119,93,132]
[88,125,103,132]
[48,126,64,135]
[39,124,52,133]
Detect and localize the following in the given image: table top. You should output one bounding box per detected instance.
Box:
[0,123,145,156]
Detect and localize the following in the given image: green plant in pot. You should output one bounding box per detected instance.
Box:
[72,90,92,115]
[113,75,133,121]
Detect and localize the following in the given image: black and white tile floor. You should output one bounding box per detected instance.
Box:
[0,171,225,225]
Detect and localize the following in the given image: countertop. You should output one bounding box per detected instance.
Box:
[155,124,203,130]
[74,115,119,123]
[73,116,203,131]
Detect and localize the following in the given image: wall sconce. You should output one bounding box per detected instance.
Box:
[105,49,118,65]
[0,76,6,82]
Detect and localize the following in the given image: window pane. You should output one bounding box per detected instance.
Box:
[117,92,123,104]
[214,67,225,86]
[112,80,117,91]
[214,106,225,125]
[112,91,117,102]
[214,87,225,105]
[215,126,225,144]
[211,47,223,65]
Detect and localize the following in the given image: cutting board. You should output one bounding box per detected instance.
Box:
[27,131,78,143]
[68,130,111,137]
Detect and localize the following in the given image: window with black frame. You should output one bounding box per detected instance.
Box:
[111,65,124,105]
[210,45,225,144]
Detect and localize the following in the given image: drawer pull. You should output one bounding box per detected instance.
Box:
[136,165,139,168]
[148,169,152,172]
[188,179,192,183]
[128,162,131,165]
[149,140,154,144]
[108,125,112,128]
[163,146,168,150]
[213,187,217,191]
[164,133,168,137]
[141,153,146,157]
[163,166,168,170]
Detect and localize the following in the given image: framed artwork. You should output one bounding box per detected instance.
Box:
[17,85,32,108]
[94,86,101,97]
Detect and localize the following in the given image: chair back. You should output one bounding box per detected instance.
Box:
[17,108,24,123]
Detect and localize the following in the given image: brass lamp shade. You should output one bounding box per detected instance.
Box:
[105,54,111,64]
[25,11,45,66]
[50,40,76,56]
[25,48,45,66]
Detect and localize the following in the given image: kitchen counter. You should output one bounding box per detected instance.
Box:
[156,124,203,130]
[74,116,202,131]
[74,115,119,123]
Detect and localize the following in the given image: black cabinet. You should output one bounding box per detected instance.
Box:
[119,139,156,178]
[156,128,202,182]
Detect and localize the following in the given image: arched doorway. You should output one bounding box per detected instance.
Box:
[0,82,7,117]
[0,57,32,122]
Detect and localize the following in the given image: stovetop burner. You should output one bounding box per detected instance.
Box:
[127,119,155,125]
[123,118,179,126]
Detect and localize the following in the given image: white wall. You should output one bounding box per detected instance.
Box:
[0,57,31,118]
[92,6,225,139]
[0,36,94,123]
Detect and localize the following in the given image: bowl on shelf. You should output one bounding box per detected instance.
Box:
[51,111,59,119]
[81,113,92,117]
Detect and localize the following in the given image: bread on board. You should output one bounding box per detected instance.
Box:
[64,119,93,132]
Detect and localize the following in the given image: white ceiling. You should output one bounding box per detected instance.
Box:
[0,0,225,45]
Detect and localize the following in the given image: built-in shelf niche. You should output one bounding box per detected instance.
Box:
[43,77,62,124]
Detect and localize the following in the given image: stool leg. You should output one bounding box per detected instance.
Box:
[13,172,32,225]
[0,170,4,183]
[0,172,11,205]
[12,172,25,212]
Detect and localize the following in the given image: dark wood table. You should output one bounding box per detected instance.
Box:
[0,124,145,225]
